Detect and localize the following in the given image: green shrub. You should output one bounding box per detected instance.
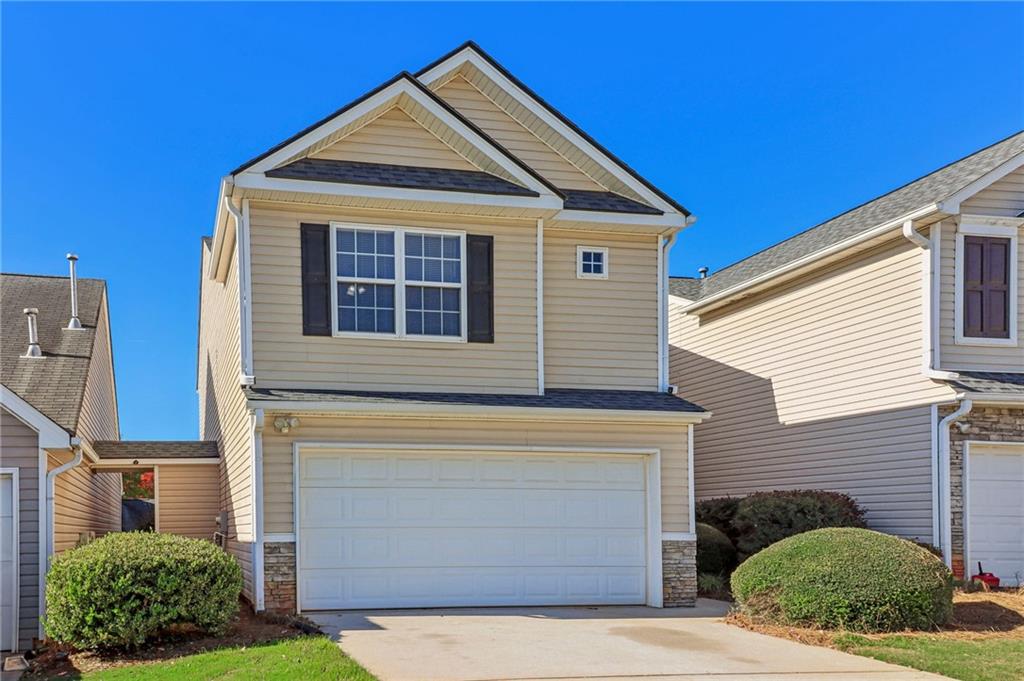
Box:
[731,528,953,632]
[697,572,727,596]
[45,532,242,649]
[696,522,738,576]
[731,490,866,555]
[695,497,741,540]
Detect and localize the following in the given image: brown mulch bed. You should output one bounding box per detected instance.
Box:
[727,588,1024,645]
[27,602,313,678]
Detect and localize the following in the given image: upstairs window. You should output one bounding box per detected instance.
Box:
[955,222,1018,346]
[577,246,609,279]
[332,224,466,340]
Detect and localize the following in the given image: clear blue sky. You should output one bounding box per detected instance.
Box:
[3,2,1022,439]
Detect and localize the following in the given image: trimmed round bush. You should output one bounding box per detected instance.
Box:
[696,522,737,576]
[731,528,953,632]
[731,490,866,555]
[45,532,243,649]
[695,497,741,541]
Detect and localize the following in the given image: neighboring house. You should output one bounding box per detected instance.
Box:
[197,41,708,614]
[0,265,220,652]
[669,132,1024,584]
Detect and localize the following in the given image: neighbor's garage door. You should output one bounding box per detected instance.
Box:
[968,444,1024,587]
[297,449,648,610]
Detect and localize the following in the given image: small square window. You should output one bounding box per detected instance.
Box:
[577,246,609,279]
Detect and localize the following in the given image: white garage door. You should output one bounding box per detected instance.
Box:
[1,473,16,651]
[297,449,649,610]
[968,444,1024,587]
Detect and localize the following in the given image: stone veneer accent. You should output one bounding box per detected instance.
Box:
[262,539,699,612]
[264,541,297,613]
[939,405,1024,579]
[662,539,697,607]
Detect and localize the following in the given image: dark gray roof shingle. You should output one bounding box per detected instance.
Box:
[266,158,542,197]
[668,277,704,300]
[93,441,220,460]
[944,372,1024,395]
[1,273,107,433]
[682,131,1024,302]
[561,189,662,215]
[245,386,706,414]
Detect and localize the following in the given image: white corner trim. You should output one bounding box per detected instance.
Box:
[0,468,20,651]
[938,399,973,567]
[576,245,609,280]
[0,386,71,450]
[252,408,265,612]
[687,423,696,535]
[953,221,1019,347]
[930,404,940,546]
[537,218,545,396]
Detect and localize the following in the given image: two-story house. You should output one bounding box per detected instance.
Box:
[670,131,1024,585]
[198,42,709,614]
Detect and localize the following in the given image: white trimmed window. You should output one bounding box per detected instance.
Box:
[331,223,467,340]
[954,219,1019,347]
[577,246,609,279]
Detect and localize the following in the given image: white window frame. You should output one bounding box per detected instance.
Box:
[576,245,609,280]
[953,219,1019,347]
[329,221,468,342]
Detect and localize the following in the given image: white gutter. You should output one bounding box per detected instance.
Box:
[900,219,959,381]
[223,195,255,386]
[536,218,545,396]
[684,203,945,313]
[938,399,972,568]
[251,408,265,612]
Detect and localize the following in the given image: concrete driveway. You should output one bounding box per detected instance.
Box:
[310,600,946,681]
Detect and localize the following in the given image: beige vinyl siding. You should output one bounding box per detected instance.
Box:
[1,408,40,650]
[261,414,691,535]
[156,465,220,539]
[670,239,958,542]
[77,297,119,443]
[310,107,477,171]
[249,202,539,393]
[435,76,604,191]
[47,451,121,553]
[961,167,1024,217]
[543,230,659,390]
[198,240,254,599]
[937,220,1024,372]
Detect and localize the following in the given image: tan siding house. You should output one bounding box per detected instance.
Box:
[198,42,707,614]
[670,131,1024,583]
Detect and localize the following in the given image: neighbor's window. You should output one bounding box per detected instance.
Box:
[577,246,609,279]
[960,233,1013,341]
[333,225,465,339]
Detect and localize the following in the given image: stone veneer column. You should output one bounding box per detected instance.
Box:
[940,405,1024,580]
[662,539,697,606]
[264,542,297,613]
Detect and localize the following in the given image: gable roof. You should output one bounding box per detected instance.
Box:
[93,440,220,460]
[415,41,690,217]
[1,273,108,433]
[673,130,1024,304]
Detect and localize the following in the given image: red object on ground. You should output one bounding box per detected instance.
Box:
[971,562,1000,589]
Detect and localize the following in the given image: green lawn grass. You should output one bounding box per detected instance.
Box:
[78,636,376,681]
[835,633,1024,681]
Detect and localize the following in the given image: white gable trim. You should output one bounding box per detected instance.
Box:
[939,151,1024,214]
[0,385,71,449]
[239,77,557,201]
[417,48,684,217]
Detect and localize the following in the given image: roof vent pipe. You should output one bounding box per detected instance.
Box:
[698,267,709,279]
[22,308,42,358]
[66,253,82,330]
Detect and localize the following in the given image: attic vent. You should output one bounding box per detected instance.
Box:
[21,308,42,358]
[66,253,83,330]
[698,267,709,279]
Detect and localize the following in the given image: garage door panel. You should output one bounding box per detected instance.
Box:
[298,450,649,609]
[968,446,1024,587]
[301,566,647,610]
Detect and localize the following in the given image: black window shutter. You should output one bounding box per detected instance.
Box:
[466,234,494,343]
[300,223,332,336]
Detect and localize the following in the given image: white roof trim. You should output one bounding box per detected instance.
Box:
[552,209,688,229]
[0,384,71,449]
[939,150,1024,214]
[417,47,683,217]
[239,77,557,200]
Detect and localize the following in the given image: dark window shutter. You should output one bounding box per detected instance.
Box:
[466,234,494,343]
[963,235,1010,339]
[300,223,332,336]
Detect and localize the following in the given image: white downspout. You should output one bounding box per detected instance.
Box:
[252,408,265,611]
[658,231,679,392]
[45,441,84,569]
[938,399,972,568]
[901,220,958,381]
[223,196,255,386]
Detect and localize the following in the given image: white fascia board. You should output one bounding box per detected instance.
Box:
[207,177,232,281]
[938,151,1024,214]
[0,385,71,449]
[417,49,683,217]
[91,458,221,468]
[959,392,1024,405]
[682,203,945,314]
[247,399,711,424]
[233,173,563,212]
[243,78,556,200]
[552,210,689,229]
